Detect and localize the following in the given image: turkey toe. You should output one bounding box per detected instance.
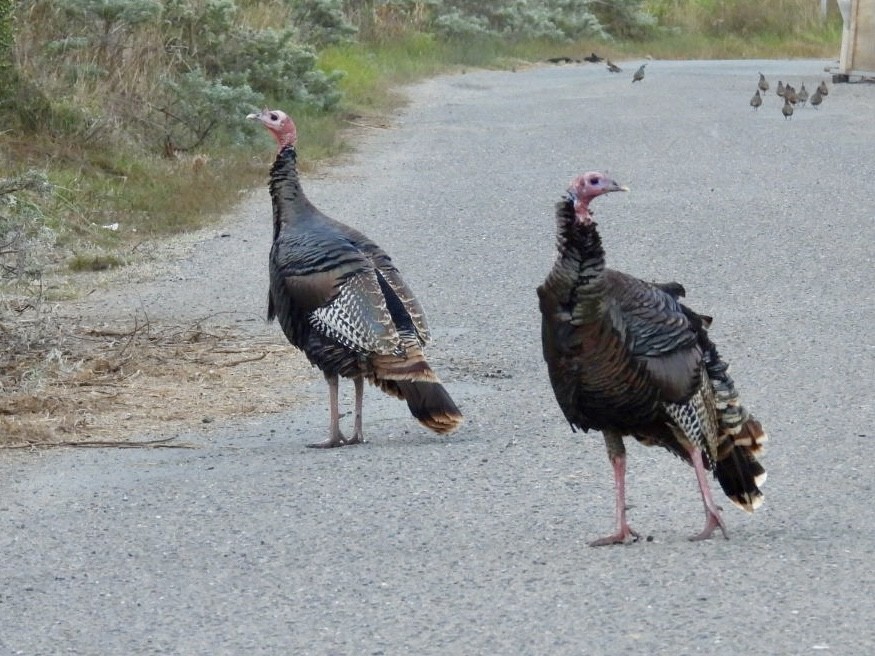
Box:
[688,513,729,542]
[589,528,641,547]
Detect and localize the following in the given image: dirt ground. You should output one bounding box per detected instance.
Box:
[1,310,313,447]
[1,207,317,449]
[1,130,388,450]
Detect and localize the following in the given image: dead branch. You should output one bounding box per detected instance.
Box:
[216,352,268,367]
[0,437,196,450]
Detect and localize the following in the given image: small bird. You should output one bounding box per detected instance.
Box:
[750,89,762,111]
[632,64,646,83]
[247,108,463,447]
[784,84,797,105]
[810,87,823,108]
[583,52,604,63]
[776,80,785,98]
[818,80,829,96]
[782,97,794,119]
[758,72,769,94]
[606,59,622,73]
[797,83,809,107]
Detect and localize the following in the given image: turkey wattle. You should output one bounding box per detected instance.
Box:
[247,108,462,448]
[538,172,767,545]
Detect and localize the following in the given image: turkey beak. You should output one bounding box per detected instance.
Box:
[246,111,264,122]
[609,180,630,193]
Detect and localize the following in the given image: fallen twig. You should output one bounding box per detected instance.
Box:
[216,352,269,366]
[0,437,196,450]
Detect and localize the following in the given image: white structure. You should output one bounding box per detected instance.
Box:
[835,0,875,79]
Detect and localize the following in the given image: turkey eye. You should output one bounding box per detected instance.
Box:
[269,113,278,121]
[589,177,600,185]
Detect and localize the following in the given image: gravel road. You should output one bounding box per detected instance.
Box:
[2,59,874,655]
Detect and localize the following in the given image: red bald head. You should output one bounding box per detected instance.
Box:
[566,172,628,224]
[247,108,297,150]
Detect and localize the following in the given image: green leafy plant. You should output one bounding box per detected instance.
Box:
[157,69,261,151]
[290,0,357,46]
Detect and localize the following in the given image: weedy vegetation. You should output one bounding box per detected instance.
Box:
[0,0,840,285]
[0,0,840,444]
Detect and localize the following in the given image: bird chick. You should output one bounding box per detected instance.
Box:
[776,80,785,98]
[758,72,769,94]
[606,59,622,73]
[782,97,794,119]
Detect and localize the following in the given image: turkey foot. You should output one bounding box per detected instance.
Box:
[589,525,640,547]
[308,376,366,447]
[307,374,361,448]
[307,430,352,449]
[307,430,364,448]
[689,509,728,542]
[344,430,364,446]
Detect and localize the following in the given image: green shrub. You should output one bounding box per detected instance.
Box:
[206,26,345,111]
[430,0,608,41]
[55,0,162,67]
[162,0,344,112]
[158,69,262,150]
[593,0,656,39]
[290,0,358,46]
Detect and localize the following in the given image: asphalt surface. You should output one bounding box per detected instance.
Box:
[2,59,874,655]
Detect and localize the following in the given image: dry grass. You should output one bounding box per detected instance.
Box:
[649,0,829,37]
[0,305,314,448]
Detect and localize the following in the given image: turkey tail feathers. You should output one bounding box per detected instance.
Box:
[371,349,438,383]
[731,415,768,455]
[714,415,767,512]
[397,381,463,435]
[369,344,462,434]
[692,312,768,511]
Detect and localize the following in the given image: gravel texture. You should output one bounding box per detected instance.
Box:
[1,59,874,655]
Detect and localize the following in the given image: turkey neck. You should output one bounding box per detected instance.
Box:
[548,198,607,317]
[269,145,318,240]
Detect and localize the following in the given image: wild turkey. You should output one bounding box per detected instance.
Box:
[632,64,646,83]
[537,173,767,545]
[784,84,797,105]
[782,97,794,120]
[750,89,762,111]
[776,80,785,98]
[757,72,769,94]
[810,86,823,108]
[818,79,829,96]
[247,108,463,447]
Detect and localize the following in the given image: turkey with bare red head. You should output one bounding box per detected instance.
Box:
[248,108,462,448]
[538,172,767,545]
